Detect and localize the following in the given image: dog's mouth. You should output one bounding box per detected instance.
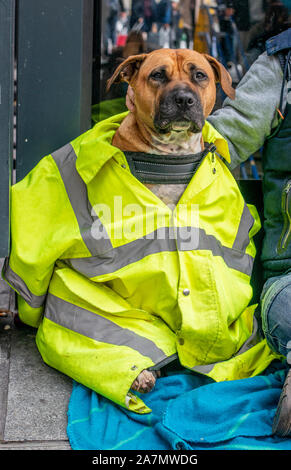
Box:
[171,121,192,131]
[154,119,203,134]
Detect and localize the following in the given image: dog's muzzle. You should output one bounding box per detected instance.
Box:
[154,86,205,134]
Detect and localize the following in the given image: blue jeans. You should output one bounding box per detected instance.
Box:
[261,272,291,357]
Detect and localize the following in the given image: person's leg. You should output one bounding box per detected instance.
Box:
[261,273,291,357]
[261,272,291,436]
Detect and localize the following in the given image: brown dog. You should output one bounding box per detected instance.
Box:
[107,48,235,393]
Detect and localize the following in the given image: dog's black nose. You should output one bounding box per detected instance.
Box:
[174,90,195,109]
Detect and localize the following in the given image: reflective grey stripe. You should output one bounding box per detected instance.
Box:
[177,227,254,276]
[63,226,254,278]
[45,293,168,364]
[2,257,46,308]
[192,317,261,375]
[64,227,178,277]
[192,364,215,374]
[148,353,178,370]
[52,143,112,256]
[232,203,255,252]
[235,317,261,355]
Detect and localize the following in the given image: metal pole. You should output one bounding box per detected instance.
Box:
[0,0,15,256]
[92,0,102,106]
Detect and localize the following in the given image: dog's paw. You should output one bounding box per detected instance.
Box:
[131,369,160,394]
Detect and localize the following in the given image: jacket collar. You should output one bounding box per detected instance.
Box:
[73,112,231,184]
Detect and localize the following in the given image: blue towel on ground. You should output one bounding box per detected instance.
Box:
[67,361,291,450]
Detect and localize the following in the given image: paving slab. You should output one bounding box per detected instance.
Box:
[0,314,72,449]
[0,318,11,440]
[0,440,72,450]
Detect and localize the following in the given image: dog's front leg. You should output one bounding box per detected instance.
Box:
[131,369,161,393]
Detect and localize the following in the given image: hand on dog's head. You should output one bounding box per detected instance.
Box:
[107,48,235,135]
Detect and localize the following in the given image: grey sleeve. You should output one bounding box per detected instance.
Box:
[207,52,284,170]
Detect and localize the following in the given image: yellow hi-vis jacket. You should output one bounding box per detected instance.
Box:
[2,113,277,413]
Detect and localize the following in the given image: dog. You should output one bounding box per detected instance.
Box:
[106,48,235,393]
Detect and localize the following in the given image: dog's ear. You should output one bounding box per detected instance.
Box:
[106,53,148,92]
[203,54,235,100]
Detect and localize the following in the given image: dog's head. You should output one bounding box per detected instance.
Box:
[107,49,235,135]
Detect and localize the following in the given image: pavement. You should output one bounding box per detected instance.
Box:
[0,311,72,450]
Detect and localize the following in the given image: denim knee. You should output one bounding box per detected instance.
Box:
[261,273,291,357]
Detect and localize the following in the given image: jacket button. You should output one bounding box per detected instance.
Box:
[178,338,184,345]
[183,288,190,296]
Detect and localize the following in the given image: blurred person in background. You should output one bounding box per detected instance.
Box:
[143,0,158,32]
[170,0,181,47]
[116,10,130,47]
[105,0,125,55]
[177,0,196,48]
[155,0,172,47]
[129,0,145,30]
[159,23,171,47]
[129,0,157,33]
[156,0,172,28]
[217,0,236,64]
[246,1,290,63]
[147,22,161,49]
[232,0,266,52]
[121,30,147,57]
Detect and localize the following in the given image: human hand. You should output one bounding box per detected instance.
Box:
[126,85,135,112]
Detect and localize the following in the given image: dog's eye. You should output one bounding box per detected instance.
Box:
[150,70,166,81]
[195,71,207,81]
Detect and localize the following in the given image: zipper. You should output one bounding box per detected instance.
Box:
[174,142,217,206]
[277,179,291,254]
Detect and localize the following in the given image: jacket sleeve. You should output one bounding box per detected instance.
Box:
[207,52,283,169]
[2,154,78,327]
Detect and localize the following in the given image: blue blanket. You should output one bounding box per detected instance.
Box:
[67,361,291,450]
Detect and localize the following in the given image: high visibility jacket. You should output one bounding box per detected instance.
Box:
[3,113,278,413]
